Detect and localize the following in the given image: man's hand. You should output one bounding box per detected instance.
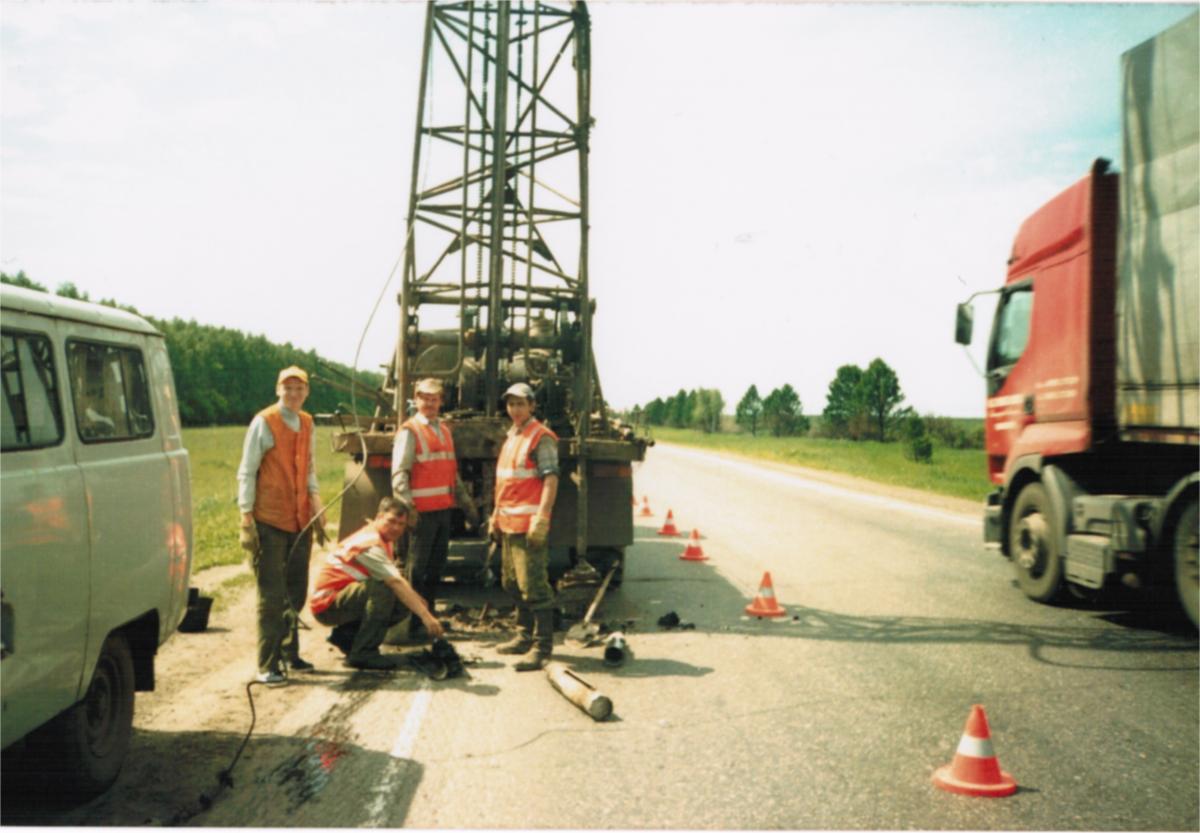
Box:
[527,515,550,549]
[312,520,328,548]
[487,513,502,544]
[422,615,446,640]
[239,519,260,554]
[465,503,481,531]
[310,496,328,547]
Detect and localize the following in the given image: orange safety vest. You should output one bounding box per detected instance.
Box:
[494,418,558,534]
[402,418,457,512]
[252,404,313,533]
[309,526,393,616]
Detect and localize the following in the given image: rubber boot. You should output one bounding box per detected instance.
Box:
[496,607,534,655]
[514,609,554,672]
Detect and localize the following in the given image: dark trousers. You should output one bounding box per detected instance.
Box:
[405,508,451,615]
[252,521,312,673]
[313,580,405,659]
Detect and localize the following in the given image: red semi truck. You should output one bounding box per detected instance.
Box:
[955,13,1198,627]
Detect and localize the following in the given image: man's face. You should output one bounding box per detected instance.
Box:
[376,510,408,543]
[416,391,442,420]
[277,379,309,412]
[505,396,532,426]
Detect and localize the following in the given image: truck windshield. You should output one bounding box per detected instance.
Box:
[988,285,1033,372]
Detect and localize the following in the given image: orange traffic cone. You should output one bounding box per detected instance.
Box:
[679,529,707,561]
[639,497,653,517]
[657,510,680,536]
[744,572,786,617]
[932,705,1018,797]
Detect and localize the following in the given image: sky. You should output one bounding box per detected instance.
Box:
[2,1,1196,418]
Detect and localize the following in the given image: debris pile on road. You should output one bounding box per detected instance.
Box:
[656,611,695,630]
[441,602,515,635]
[407,638,467,681]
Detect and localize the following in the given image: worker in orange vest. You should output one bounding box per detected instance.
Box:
[489,382,559,671]
[390,377,479,641]
[311,497,444,669]
[237,366,327,685]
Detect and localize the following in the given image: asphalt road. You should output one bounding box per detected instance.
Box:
[8,441,1197,829]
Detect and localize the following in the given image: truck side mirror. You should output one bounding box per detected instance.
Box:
[955,303,974,345]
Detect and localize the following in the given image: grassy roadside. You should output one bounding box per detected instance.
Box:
[184,422,991,576]
[184,425,347,574]
[646,426,992,503]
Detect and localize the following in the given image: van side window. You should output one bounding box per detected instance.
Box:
[1,331,65,451]
[67,341,155,442]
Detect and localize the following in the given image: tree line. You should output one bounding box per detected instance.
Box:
[633,357,982,459]
[2,271,382,426]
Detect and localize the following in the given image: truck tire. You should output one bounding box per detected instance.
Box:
[43,633,136,798]
[1174,499,1199,629]
[1010,482,1064,603]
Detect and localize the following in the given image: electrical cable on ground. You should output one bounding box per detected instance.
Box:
[190,44,440,823]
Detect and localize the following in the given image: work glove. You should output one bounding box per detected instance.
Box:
[239,521,260,555]
[312,519,328,548]
[527,515,550,549]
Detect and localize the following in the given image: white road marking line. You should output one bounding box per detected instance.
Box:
[365,683,432,827]
[391,684,433,758]
[654,443,979,529]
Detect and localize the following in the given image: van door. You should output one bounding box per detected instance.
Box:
[63,330,172,676]
[0,323,91,747]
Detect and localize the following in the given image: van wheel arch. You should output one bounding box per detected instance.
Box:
[34,632,136,799]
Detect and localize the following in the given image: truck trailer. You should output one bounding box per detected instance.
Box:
[955,13,1199,626]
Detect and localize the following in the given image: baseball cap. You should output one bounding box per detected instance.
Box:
[414,378,444,396]
[502,382,535,401]
[277,365,309,385]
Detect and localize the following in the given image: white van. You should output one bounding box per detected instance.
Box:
[0,283,193,797]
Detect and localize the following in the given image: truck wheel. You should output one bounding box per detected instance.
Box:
[1010,482,1063,603]
[1174,499,1199,629]
[45,633,136,798]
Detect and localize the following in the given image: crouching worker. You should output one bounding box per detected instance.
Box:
[310,497,445,670]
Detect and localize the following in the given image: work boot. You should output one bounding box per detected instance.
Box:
[496,608,534,655]
[514,609,554,672]
[327,622,358,656]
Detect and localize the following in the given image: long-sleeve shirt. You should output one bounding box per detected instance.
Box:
[236,404,320,515]
[391,413,465,507]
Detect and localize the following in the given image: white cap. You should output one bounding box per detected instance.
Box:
[502,382,535,402]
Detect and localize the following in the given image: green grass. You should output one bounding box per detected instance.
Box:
[211,572,256,612]
[184,425,348,573]
[648,426,992,502]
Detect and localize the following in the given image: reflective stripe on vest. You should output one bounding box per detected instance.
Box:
[403,418,457,512]
[253,404,312,533]
[494,418,557,534]
[310,526,392,616]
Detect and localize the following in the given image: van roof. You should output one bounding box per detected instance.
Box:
[1,284,162,337]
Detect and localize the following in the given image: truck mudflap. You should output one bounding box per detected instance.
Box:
[984,489,1003,545]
